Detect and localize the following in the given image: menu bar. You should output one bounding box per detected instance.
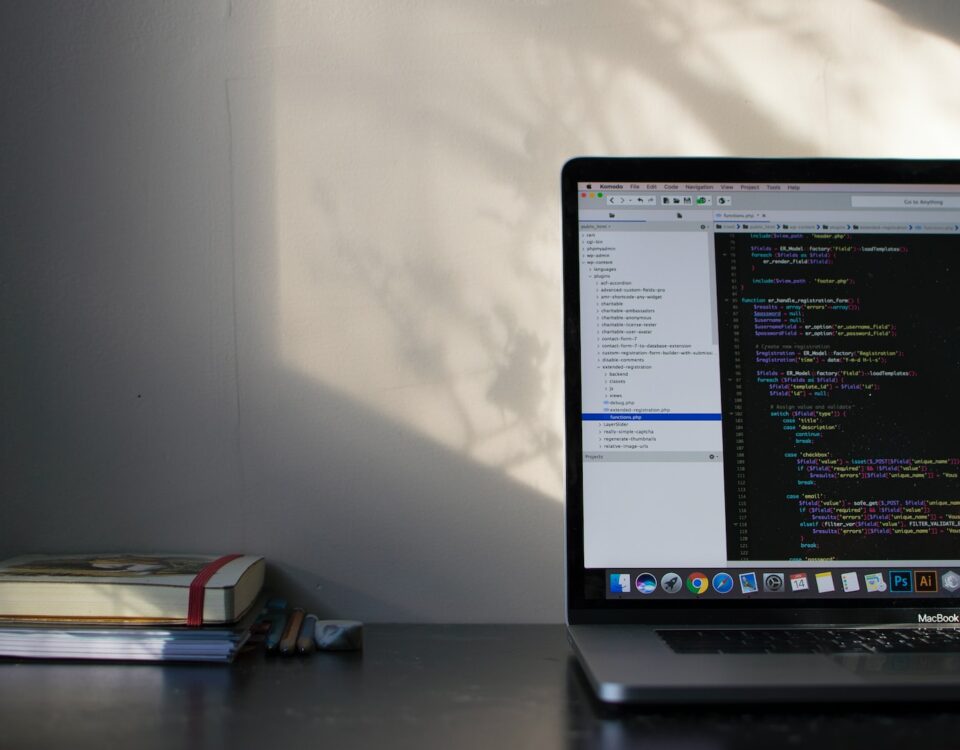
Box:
[578,182,960,193]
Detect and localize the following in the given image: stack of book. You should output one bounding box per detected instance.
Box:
[0,553,265,663]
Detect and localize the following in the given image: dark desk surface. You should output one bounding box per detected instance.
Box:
[2,625,959,749]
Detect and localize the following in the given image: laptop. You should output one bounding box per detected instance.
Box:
[562,157,960,703]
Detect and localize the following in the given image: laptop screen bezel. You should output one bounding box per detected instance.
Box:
[562,156,960,626]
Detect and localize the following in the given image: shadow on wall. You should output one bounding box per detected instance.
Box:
[246,370,565,623]
[227,69,564,622]
[875,1,960,45]
[269,0,960,511]
[264,0,839,524]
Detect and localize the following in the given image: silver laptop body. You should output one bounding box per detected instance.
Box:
[562,158,960,703]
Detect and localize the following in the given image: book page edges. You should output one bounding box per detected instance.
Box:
[0,558,265,623]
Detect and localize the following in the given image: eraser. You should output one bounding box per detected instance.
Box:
[314,619,363,651]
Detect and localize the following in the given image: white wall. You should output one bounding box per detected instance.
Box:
[3,0,960,622]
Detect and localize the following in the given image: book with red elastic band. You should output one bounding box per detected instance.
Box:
[0,553,265,626]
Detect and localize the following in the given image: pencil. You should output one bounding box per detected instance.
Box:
[279,608,305,655]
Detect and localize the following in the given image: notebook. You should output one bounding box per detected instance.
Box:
[561,157,960,703]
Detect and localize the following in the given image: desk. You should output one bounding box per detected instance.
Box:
[1,625,958,749]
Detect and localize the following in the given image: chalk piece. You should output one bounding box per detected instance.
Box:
[314,620,363,651]
[264,612,288,652]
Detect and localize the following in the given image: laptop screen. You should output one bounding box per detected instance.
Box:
[563,159,960,615]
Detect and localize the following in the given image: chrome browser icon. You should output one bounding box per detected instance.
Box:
[686,571,709,594]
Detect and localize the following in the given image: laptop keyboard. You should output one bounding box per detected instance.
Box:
[658,628,960,654]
